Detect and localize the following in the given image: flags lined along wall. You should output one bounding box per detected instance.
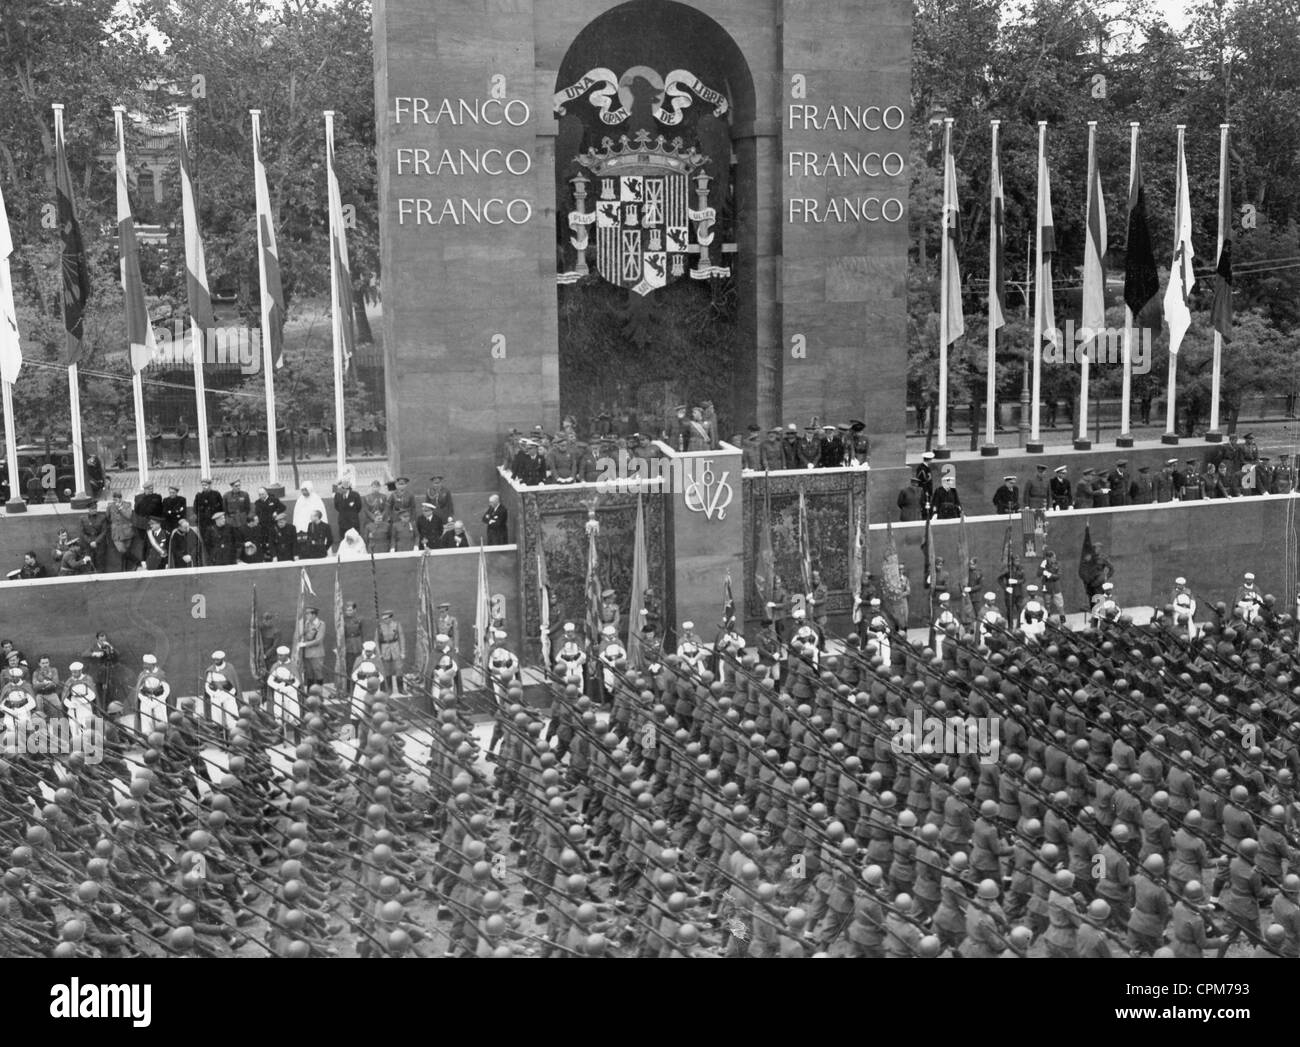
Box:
[114,106,157,486]
[984,119,1005,447]
[937,117,962,451]
[538,546,553,669]
[53,105,90,366]
[251,109,284,484]
[178,108,214,478]
[325,111,355,477]
[1163,127,1195,357]
[625,496,648,669]
[1077,121,1107,443]
[1210,125,1233,343]
[1123,126,1161,332]
[0,179,21,385]
[1030,121,1055,443]
[54,104,90,496]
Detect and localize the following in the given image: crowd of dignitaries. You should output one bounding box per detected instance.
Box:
[898,434,1297,522]
[9,474,511,579]
[504,412,872,486]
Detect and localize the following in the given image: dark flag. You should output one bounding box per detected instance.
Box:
[721,573,736,631]
[54,114,91,365]
[1124,138,1162,333]
[1078,524,1096,586]
[1211,133,1233,342]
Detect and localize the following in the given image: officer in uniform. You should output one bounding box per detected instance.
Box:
[204,651,240,732]
[266,648,302,740]
[992,474,1020,515]
[376,610,407,695]
[1091,582,1120,627]
[1234,572,1263,622]
[1049,465,1072,510]
[1018,584,1047,644]
[134,654,170,734]
[486,633,521,749]
[933,592,959,660]
[976,592,1005,647]
[599,589,620,637]
[1074,468,1095,509]
[597,625,626,703]
[362,480,393,551]
[1171,577,1197,640]
[554,624,587,684]
[865,598,892,668]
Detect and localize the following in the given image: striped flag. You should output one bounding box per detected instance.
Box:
[585,519,603,647]
[942,135,965,346]
[178,116,214,339]
[798,484,813,599]
[475,541,491,672]
[249,585,265,686]
[0,178,20,384]
[252,120,286,368]
[988,128,1006,333]
[1036,139,1058,352]
[625,496,648,668]
[326,121,357,370]
[881,521,907,630]
[1163,132,1195,356]
[1080,126,1108,346]
[849,496,865,624]
[1124,131,1161,332]
[54,112,90,365]
[538,545,553,668]
[754,473,775,610]
[290,569,315,681]
[414,552,435,684]
[1210,130,1233,342]
[333,565,347,693]
[115,115,157,373]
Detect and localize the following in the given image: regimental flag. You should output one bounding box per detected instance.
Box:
[798,484,814,599]
[290,569,315,681]
[942,133,965,346]
[1211,133,1234,342]
[988,129,1006,333]
[1080,128,1108,347]
[116,117,158,373]
[178,117,214,339]
[249,585,265,686]
[1124,134,1162,332]
[1078,524,1096,586]
[1036,140,1058,352]
[414,552,434,684]
[333,565,347,692]
[625,496,648,668]
[538,545,553,668]
[253,121,287,368]
[754,474,776,611]
[922,510,936,645]
[326,123,357,369]
[54,114,91,365]
[1163,133,1195,356]
[0,178,20,384]
[849,495,865,624]
[881,521,907,631]
[585,522,603,647]
[1002,523,1016,581]
[957,510,975,626]
[475,541,491,672]
[722,573,736,632]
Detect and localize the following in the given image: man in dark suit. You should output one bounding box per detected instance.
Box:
[482,495,508,545]
[416,502,445,549]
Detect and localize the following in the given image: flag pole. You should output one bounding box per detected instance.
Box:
[178,108,212,480]
[1118,122,1138,449]
[936,117,953,458]
[1207,123,1229,442]
[1163,125,1186,445]
[982,119,1000,457]
[0,179,21,512]
[114,105,150,487]
[1076,121,1098,451]
[325,111,347,478]
[251,109,280,489]
[1029,120,1046,452]
[53,104,88,498]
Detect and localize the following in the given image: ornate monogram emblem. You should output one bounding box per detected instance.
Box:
[683,460,733,520]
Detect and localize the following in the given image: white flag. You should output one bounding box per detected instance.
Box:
[1163,133,1195,355]
[0,180,20,384]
